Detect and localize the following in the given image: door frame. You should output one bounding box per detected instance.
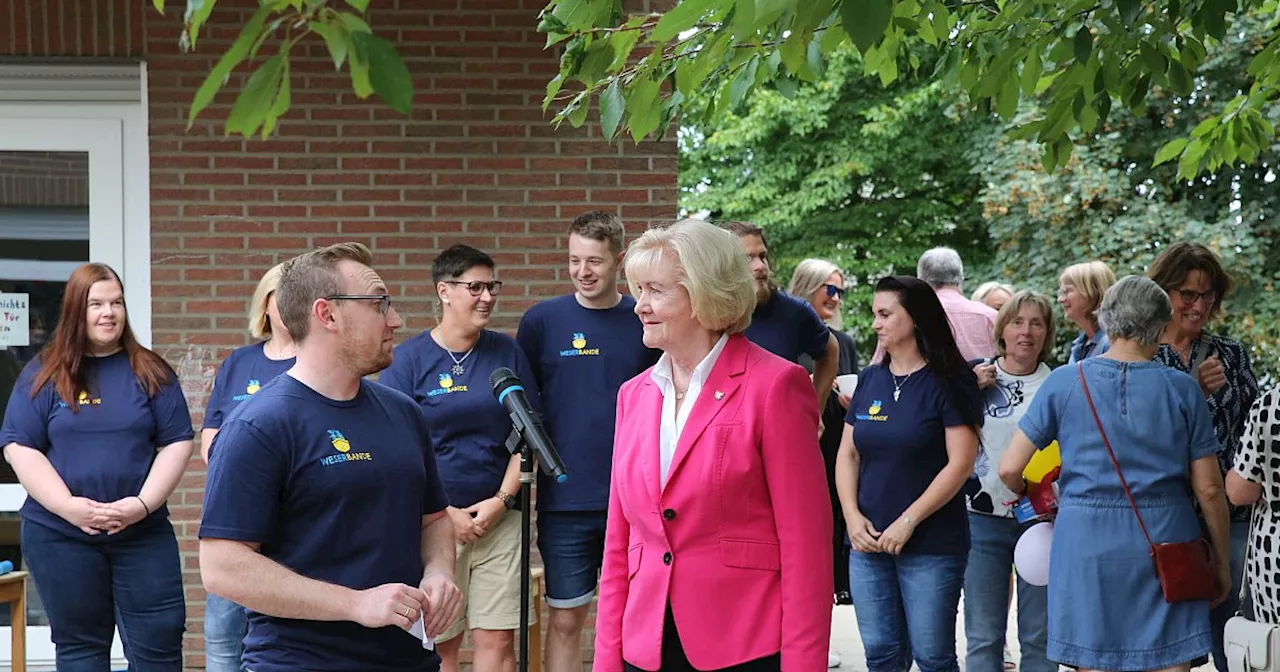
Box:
[0,64,149,671]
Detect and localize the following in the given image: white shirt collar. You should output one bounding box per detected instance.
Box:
[650,332,730,390]
[651,333,730,487]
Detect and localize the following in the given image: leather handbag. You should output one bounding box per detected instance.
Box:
[1225,518,1280,672]
[1077,363,1219,603]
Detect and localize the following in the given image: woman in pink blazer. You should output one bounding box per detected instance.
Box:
[594,218,834,672]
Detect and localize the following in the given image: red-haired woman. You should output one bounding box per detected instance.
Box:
[0,263,194,671]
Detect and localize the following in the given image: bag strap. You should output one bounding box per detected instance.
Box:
[1076,363,1156,550]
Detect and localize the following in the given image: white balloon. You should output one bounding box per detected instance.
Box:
[1014,522,1054,587]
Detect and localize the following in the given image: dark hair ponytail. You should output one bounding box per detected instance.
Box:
[875,275,983,436]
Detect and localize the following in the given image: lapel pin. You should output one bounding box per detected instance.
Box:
[714,390,724,400]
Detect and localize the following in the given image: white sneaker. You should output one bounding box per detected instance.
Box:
[829,652,841,668]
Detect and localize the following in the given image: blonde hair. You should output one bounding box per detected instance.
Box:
[993,290,1056,362]
[971,281,1015,304]
[249,262,286,340]
[787,258,844,330]
[1059,260,1117,327]
[624,218,757,334]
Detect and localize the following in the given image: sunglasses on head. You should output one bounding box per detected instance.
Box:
[823,284,846,299]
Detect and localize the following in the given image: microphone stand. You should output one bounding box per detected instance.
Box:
[505,426,535,672]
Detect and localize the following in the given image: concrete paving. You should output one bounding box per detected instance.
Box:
[827,599,1219,672]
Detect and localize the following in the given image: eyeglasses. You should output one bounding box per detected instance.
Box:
[444,280,503,297]
[325,294,393,315]
[823,284,846,299]
[1173,288,1217,305]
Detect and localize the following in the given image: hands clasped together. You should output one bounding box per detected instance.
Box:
[60,495,151,536]
[846,511,915,556]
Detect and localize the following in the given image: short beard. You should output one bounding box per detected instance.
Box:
[341,332,391,379]
[755,274,779,306]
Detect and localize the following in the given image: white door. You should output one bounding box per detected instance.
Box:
[0,118,129,669]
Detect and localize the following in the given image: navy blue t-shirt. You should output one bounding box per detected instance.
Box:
[516,294,659,511]
[202,341,295,432]
[0,352,193,541]
[380,329,542,510]
[844,364,981,555]
[744,290,830,364]
[199,374,448,672]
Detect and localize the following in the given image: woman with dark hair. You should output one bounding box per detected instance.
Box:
[835,275,982,672]
[1147,242,1259,672]
[0,263,194,670]
[380,244,541,672]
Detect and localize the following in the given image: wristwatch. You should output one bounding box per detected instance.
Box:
[495,490,517,509]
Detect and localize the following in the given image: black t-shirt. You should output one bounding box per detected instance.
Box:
[845,364,980,555]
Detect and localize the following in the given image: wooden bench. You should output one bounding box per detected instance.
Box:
[0,571,26,672]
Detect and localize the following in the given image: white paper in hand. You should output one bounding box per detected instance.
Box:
[408,613,436,650]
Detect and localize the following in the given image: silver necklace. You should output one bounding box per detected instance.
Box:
[891,370,915,401]
[436,330,475,376]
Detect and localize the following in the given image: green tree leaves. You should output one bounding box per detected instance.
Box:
[154,0,414,137]
[536,0,1280,179]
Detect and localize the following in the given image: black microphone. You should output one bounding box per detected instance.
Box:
[490,367,568,483]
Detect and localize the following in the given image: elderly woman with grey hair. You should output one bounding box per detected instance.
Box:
[998,275,1230,672]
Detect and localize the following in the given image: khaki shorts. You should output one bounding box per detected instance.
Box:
[438,508,537,642]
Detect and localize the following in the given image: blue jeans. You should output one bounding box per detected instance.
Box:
[22,520,186,672]
[1210,519,1253,672]
[849,550,965,672]
[962,514,1053,672]
[536,510,608,609]
[204,592,247,672]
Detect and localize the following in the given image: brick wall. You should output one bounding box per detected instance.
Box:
[1,0,679,668]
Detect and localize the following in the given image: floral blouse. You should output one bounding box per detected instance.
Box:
[1154,332,1259,522]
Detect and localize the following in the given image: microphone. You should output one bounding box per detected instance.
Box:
[490,367,568,483]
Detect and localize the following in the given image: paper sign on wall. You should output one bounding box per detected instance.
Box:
[0,293,30,348]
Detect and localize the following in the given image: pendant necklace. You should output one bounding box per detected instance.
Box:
[892,370,915,402]
[436,329,475,376]
[448,349,473,376]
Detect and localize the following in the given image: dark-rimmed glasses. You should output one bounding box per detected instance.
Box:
[823,284,846,299]
[1173,288,1217,305]
[444,280,503,297]
[325,294,393,315]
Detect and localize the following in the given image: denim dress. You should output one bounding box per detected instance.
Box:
[1019,358,1219,670]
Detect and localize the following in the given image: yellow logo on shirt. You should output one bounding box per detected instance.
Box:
[855,399,888,422]
[319,429,372,466]
[60,390,102,408]
[233,379,263,402]
[427,372,468,397]
[559,332,601,357]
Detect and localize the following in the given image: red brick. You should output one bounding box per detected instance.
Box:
[0,3,678,668]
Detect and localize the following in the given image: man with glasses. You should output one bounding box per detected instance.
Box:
[199,242,462,672]
[723,221,839,413]
[381,244,542,672]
